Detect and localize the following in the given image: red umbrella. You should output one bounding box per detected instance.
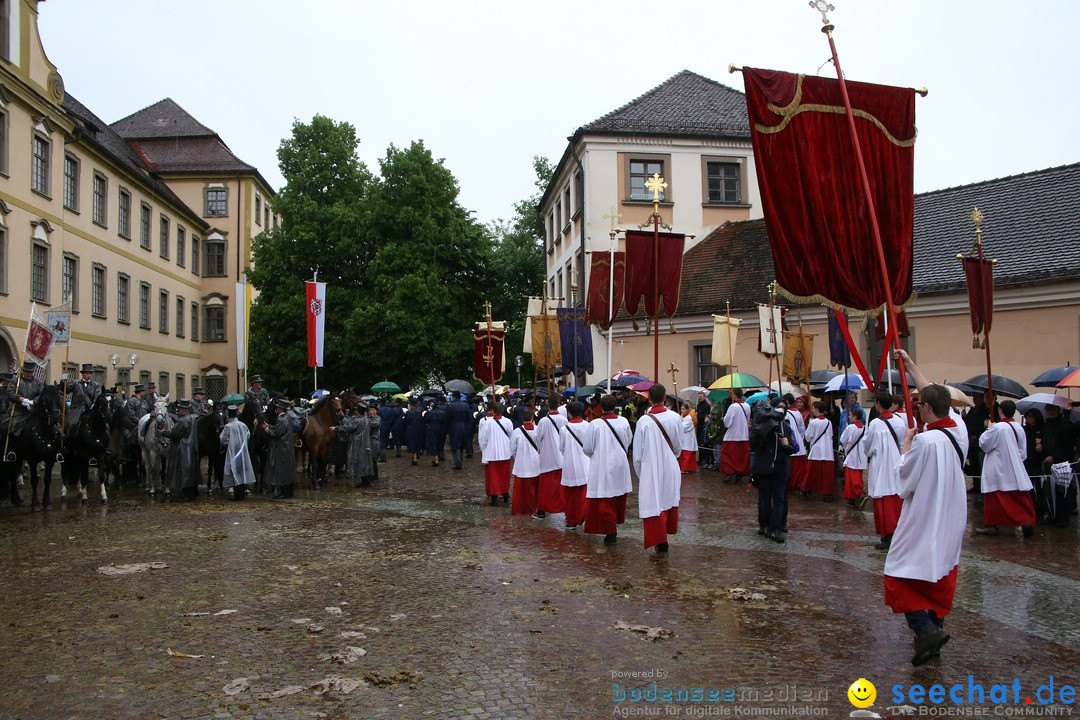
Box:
[1057,368,1080,388]
[630,380,655,393]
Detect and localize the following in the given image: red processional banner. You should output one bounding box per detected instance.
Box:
[623,231,684,318]
[962,257,995,348]
[473,328,505,385]
[742,67,916,311]
[584,251,625,330]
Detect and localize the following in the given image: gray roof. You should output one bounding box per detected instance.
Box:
[111,98,216,140]
[913,163,1080,294]
[578,70,750,139]
[61,93,207,228]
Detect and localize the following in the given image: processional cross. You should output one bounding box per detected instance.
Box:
[645,173,668,204]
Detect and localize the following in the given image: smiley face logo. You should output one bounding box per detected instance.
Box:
[848,678,876,708]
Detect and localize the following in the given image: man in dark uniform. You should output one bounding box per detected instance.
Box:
[6,361,43,441]
[404,398,424,465]
[262,398,295,498]
[447,391,472,470]
[66,363,103,438]
[191,386,211,416]
[424,398,448,466]
[164,399,200,500]
[245,375,270,416]
[390,398,406,457]
[0,371,18,505]
[142,381,160,417]
[376,399,396,462]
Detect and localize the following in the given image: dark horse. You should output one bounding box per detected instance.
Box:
[197,404,227,491]
[2,384,64,511]
[239,399,269,487]
[301,394,340,488]
[61,393,113,504]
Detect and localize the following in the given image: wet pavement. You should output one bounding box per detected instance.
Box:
[0,452,1077,720]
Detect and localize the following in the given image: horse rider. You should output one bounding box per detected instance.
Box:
[245,375,270,416]
[65,363,102,438]
[5,360,44,442]
[142,381,160,417]
[128,383,149,444]
[192,386,212,416]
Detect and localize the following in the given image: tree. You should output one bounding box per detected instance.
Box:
[248,115,372,393]
[342,141,490,387]
[485,156,553,388]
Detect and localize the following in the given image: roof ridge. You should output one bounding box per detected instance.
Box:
[110,97,217,139]
[916,161,1080,198]
[583,70,741,128]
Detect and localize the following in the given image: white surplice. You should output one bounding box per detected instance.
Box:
[884,422,969,582]
[535,412,568,474]
[979,419,1032,493]
[722,401,751,442]
[784,409,807,458]
[478,415,513,463]
[679,414,698,453]
[559,420,591,487]
[632,408,683,519]
[509,425,542,476]
[803,417,834,461]
[864,414,906,498]
[583,415,632,498]
[840,422,868,471]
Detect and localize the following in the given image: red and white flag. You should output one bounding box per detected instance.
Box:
[24,302,57,366]
[306,281,326,368]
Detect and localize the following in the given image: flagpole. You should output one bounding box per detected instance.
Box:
[601,207,622,391]
[969,208,997,419]
[312,270,318,393]
[59,343,70,450]
[726,301,734,370]
[767,283,782,390]
[812,1,915,425]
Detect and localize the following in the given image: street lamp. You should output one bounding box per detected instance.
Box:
[515,355,523,390]
[129,353,139,388]
[109,353,119,384]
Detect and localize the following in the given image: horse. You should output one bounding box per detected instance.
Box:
[60,393,113,504]
[106,399,137,485]
[301,394,341,488]
[138,395,173,495]
[197,403,226,491]
[2,384,64,511]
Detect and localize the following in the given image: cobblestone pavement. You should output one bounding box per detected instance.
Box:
[0,452,1077,720]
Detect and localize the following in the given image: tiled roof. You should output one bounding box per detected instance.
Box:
[127,137,257,174]
[913,163,1080,294]
[111,98,215,140]
[579,70,750,139]
[61,93,204,226]
[670,163,1080,316]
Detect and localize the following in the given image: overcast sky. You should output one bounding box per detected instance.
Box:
[39,0,1080,226]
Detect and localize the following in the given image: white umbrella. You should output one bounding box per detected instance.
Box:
[823,374,868,393]
[1015,392,1070,418]
[768,381,807,397]
[678,385,708,401]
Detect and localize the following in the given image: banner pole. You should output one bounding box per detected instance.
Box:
[815,5,914,424]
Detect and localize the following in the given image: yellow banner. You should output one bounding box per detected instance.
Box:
[782,331,813,383]
[530,315,562,371]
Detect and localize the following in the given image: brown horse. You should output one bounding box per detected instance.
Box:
[301,394,340,487]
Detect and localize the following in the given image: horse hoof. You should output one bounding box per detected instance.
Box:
[81,498,88,506]
[101,498,109,504]
[31,503,41,512]
[42,502,52,511]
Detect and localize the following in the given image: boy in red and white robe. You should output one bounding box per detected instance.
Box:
[884,352,968,666]
[559,401,591,529]
[477,404,513,506]
[840,406,868,503]
[508,410,542,516]
[582,395,632,544]
[864,391,906,550]
[802,401,836,500]
[534,397,567,517]
[720,390,752,483]
[678,402,698,472]
[784,400,808,493]
[975,399,1036,537]
[632,384,683,553]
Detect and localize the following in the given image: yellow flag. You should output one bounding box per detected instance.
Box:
[530,315,562,371]
[711,315,741,368]
[782,331,813,383]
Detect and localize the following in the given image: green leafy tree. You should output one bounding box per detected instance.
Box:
[248,115,372,393]
[343,141,489,388]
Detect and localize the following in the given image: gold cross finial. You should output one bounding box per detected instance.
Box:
[483,300,492,320]
[602,206,622,232]
[809,0,834,25]
[644,173,668,203]
[970,207,984,246]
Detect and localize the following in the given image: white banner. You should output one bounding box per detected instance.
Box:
[711,315,741,368]
[758,305,784,355]
[522,297,556,355]
[235,282,248,370]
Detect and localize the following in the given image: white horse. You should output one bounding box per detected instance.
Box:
[138,395,173,495]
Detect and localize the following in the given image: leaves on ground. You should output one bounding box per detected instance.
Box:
[97,562,167,576]
[611,620,674,641]
[167,647,204,659]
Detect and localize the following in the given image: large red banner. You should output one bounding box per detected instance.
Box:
[963,257,994,347]
[473,328,505,385]
[623,231,684,318]
[742,67,916,311]
[584,251,625,330]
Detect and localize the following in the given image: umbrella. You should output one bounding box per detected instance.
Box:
[1056,368,1080,388]
[961,374,1029,399]
[708,372,767,391]
[611,371,648,385]
[824,374,868,393]
[878,368,916,391]
[768,381,807,397]
[630,380,655,393]
[419,388,445,398]
[678,385,709,402]
[1032,364,1075,387]
[808,370,840,387]
[595,379,633,391]
[563,385,601,398]
[221,393,245,406]
[371,380,401,394]
[392,392,411,401]
[444,379,476,395]
[942,385,974,408]
[517,388,549,399]
[745,390,773,407]
[1015,392,1071,418]
[947,382,979,397]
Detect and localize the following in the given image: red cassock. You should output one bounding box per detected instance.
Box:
[484,460,511,496]
[678,450,698,472]
[563,485,587,527]
[873,494,903,536]
[983,490,1036,527]
[511,475,538,515]
[806,459,836,495]
[884,566,958,617]
[537,469,565,513]
[843,468,865,500]
[643,507,679,550]
[789,455,809,491]
[720,442,751,476]
[584,495,627,535]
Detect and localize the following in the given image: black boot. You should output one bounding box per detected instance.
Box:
[912,626,950,666]
[502,493,510,504]
[489,495,498,507]
[603,533,618,545]
[655,542,669,554]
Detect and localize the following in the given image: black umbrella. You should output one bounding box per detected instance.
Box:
[419,388,445,398]
[595,380,631,391]
[517,388,549,399]
[444,379,476,395]
[1031,364,1075,388]
[961,374,1029,400]
[878,368,916,390]
[808,369,840,387]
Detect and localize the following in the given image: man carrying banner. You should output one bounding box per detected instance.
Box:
[633,384,682,554]
[6,361,43,442]
[720,390,752,484]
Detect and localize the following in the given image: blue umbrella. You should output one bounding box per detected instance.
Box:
[310,389,330,400]
[745,391,771,407]
[1032,364,1075,388]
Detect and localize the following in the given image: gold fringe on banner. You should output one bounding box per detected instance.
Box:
[773,283,917,317]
